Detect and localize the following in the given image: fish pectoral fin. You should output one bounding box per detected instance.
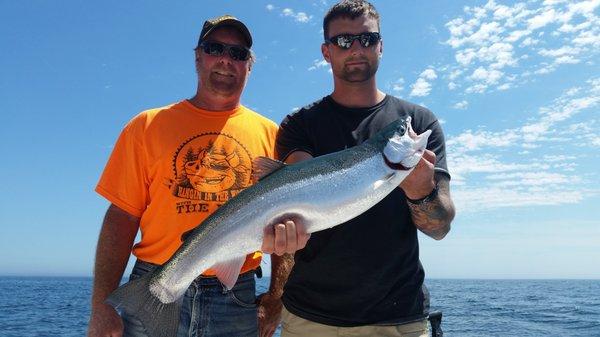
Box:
[252,156,287,183]
[212,256,247,290]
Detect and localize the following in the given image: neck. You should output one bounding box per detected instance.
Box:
[330,77,385,108]
[188,88,241,111]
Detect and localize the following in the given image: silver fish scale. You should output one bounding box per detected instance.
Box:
[149,120,414,303]
[154,153,411,303]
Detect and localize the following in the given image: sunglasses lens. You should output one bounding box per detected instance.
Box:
[360,34,372,47]
[229,46,250,61]
[335,35,353,49]
[201,42,249,61]
[204,42,224,56]
[360,33,380,47]
[328,33,380,49]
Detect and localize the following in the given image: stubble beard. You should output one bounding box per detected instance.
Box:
[207,72,243,97]
[338,59,379,83]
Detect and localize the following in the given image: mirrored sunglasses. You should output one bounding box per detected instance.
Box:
[198,41,251,61]
[327,32,381,49]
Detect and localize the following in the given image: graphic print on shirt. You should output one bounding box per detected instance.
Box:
[167,133,252,214]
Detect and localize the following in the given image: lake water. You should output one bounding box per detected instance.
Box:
[0,277,598,336]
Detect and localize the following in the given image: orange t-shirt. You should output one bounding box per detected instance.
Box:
[96,100,278,275]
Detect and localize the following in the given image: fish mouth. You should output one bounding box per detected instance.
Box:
[383,154,410,171]
[382,118,431,170]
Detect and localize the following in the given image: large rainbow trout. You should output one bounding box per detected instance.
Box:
[107,117,431,337]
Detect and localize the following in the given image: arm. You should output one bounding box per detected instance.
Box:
[400,150,455,240]
[258,151,312,337]
[257,253,295,337]
[87,204,140,337]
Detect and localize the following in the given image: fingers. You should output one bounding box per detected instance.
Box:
[284,221,297,254]
[262,220,311,256]
[274,223,287,256]
[421,149,436,166]
[261,225,275,254]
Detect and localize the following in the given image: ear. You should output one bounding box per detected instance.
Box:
[195,49,201,63]
[321,43,331,63]
[378,39,383,57]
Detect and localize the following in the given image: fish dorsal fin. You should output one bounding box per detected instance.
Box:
[252,156,286,183]
[212,256,247,290]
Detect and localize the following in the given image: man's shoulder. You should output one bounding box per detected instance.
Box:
[383,95,438,124]
[240,105,278,130]
[285,96,330,122]
[125,102,181,129]
[385,95,431,114]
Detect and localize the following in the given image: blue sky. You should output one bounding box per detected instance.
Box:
[1,0,598,279]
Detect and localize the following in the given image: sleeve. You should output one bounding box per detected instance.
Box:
[275,111,315,161]
[95,115,149,217]
[413,108,451,180]
[265,120,280,159]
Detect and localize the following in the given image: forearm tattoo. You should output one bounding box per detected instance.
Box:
[408,177,455,240]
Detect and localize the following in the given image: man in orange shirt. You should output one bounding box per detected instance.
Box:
[87,15,309,337]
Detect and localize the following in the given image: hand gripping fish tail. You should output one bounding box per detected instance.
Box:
[105,118,430,337]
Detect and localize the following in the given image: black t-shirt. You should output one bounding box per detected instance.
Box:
[276,95,450,327]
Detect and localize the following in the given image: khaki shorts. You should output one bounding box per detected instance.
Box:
[281,307,429,337]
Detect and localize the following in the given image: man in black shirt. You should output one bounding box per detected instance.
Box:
[258,1,456,336]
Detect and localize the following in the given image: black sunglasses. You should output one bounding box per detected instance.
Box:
[326,32,381,49]
[197,41,251,61]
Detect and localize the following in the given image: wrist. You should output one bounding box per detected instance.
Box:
[406,182,439,205]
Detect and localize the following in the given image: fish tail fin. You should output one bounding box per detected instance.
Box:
[106,272,180,337]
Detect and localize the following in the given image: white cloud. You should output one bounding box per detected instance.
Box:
[538,46,581,57]
[555,55,580,64]
[421,68,438,80]
[527,8,557,30]
[410,78,433,97]
[443,0,600,94]
[520,37,539,47]
[486,172,575,186]
[266,4,275,11]
[470,67,503,83]
[447,78,600,212]
[453,186,583,211]
[308,59,329,71]
[410,68,437,97]
[454,100,469,109]
[392,78,405,92]
[497,83,512,90]
[282,8,313,23]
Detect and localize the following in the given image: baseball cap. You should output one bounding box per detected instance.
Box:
[198,15,253,48]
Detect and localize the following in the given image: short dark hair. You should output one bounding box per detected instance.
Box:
[323,0,380,41]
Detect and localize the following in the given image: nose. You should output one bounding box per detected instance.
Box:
[217,53,233,65]
[348,39,363,54]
